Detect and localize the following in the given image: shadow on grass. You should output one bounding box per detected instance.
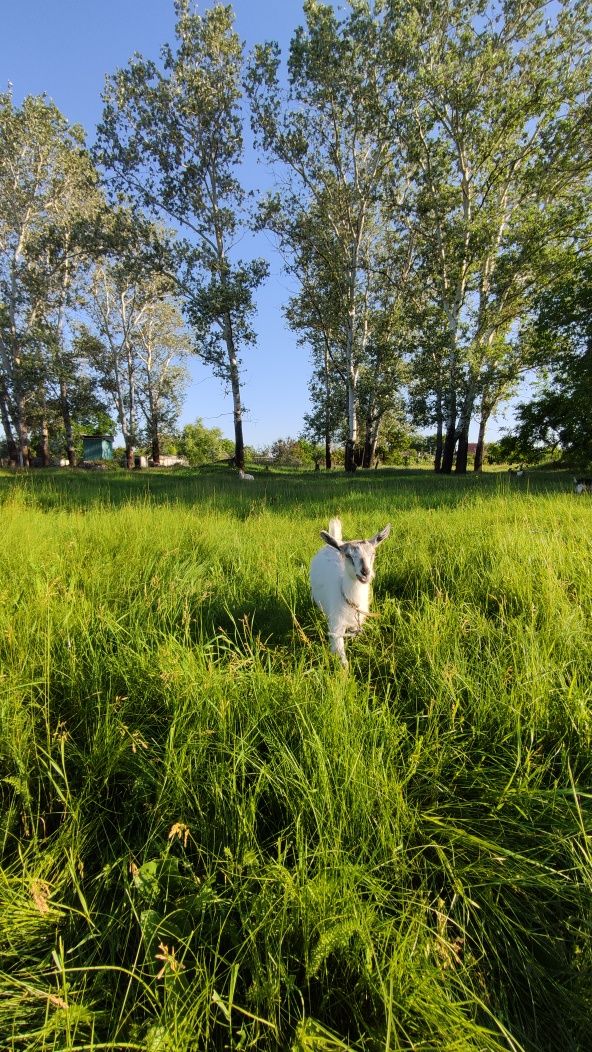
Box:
[0,465,577,515]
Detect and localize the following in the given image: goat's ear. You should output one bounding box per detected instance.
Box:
[371,523,391,546]
[320,530,342,549]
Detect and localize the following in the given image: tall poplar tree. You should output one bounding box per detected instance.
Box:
[95,1,267,470]
[78,260,188,469]
[248,0,406,470]
[384,0,592,471]
[0,92,101,465]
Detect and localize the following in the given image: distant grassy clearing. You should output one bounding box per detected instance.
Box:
[0,468,590,1050]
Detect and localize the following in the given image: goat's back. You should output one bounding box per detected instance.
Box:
[309,544,344,618]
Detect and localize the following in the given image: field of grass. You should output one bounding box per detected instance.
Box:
[0,465,591,1051]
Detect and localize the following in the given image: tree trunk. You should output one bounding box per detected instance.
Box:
[474,408,489,472]
[433,387,443,472]
[126,344,137,470]
[151,430,161,466]
[434,421,443,472]
[233,415,245,472]
[344,369,358,472]
[223,312,245,471]
[440,314,461,474]
[455,425,469,474]
[40,415,50,467]
[441,387,457,474]
[15,399,30,468]
[362,412,373,468]
[369,429,380,468]
[345,437,356,472]
[144,360,162,466]
[455,381,477,474]
[441,427,456,473]
[60,384,76,466]
[362,433,372,469]
[0,383,18,464]
[323,341,332,469]
[362,411,381,469]
[343,233,363,474]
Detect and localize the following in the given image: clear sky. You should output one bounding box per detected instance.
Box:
[1,0,513,448]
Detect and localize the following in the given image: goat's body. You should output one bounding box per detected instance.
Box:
[238,469,254,481]
[310,516,390,668]
[574,476,592,494]
[310,546,370,648]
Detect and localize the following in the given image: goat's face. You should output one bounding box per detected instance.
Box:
[322,524,391,585]
[341,541,377,584]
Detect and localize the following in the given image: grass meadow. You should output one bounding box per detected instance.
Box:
[0,465,591,1051]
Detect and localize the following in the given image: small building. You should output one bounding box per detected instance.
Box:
[150,454,188,468]
[82,435,114,461]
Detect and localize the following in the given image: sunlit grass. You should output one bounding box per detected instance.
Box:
[0,467,590,1050]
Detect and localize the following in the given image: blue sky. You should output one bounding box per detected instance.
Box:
[2,0,514,448]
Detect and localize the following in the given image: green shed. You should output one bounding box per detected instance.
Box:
[82,435,114,461]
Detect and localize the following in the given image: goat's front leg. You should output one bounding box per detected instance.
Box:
[329,633,348,669]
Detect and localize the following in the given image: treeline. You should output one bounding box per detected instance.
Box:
[2,0,591,472]
[0,96,193,468]
[247,0,592,472]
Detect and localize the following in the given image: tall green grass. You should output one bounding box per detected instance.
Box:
[0,468,590,1050]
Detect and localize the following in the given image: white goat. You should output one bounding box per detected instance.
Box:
[574,476,592,494]
[238,469,254,481]
[310,516,391,668]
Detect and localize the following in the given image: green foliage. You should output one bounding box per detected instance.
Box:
[176,417,234,466]
[0,91,106,464]
[0,469,591,1050]
[264,436,321,467]
[96,2,268,467]
[388,0,592,470]
[484,439,513,466]
[78,249,191,465]
[488,427,560,468]
[508,245,592,468]
[247,1,410,471]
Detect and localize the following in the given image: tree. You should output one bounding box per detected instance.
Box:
[406,307,450,471]
[78,259,189,469]
[176,417,234,466]
[505,239,592,466]
[35,145,110,467]
[302,342,345,470]
[263,435,320,467]
[95,0,268,471]
[471,337,523,472]
[248,0,407,471]
[283,234,348,470]
[135,295,190,464]
[384,0,592,472]
[0,92,103,465]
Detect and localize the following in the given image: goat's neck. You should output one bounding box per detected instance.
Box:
[341,574,370,613]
